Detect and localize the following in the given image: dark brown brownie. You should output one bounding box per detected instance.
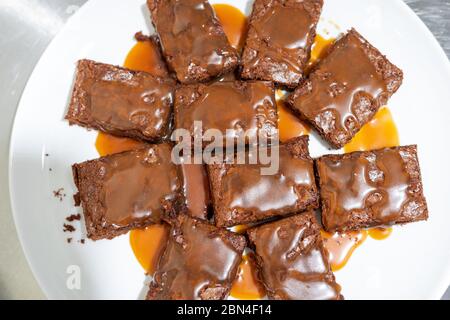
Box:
[174,81,278,147]
[208,136,319,227]
[134,31,172,78]
[72,144,183,240]
[147,214,246,300]
[181,163,211,220]
[247,212,343,300]
[66,59,175,142]
[287,29,403,149]
[316,145,428,232]
[241,0,323,88]
[146,0,239,84]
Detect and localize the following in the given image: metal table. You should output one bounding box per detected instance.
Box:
[0,0,449,300]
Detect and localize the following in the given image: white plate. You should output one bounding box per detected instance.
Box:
[9,0,450,300]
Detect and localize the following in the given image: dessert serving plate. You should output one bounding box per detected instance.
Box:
[9,0,450,299]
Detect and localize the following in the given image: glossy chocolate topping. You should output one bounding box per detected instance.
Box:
[67,60,175,142]
[248,212,342,300]
[209,136,319,227]
[148,215,246,300]
[147,0,239,83]
[101,145,181,226]
[241,0,323,87]
[181,163,210,220]
[175,81,278,145]
[317,145,428,231]
[288,29,403,148]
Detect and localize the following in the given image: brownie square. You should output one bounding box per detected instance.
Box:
[147,0,239,84]
[147,214,246,300]
[208,136,319,227]
[241,0,323,88]
[316,145,429,232]
[287,29,403,149]
[66,59,175,142]
[72,144,183,240]
[247,212,343,300]
[174,81,278,147]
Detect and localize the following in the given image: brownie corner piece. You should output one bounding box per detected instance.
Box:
[209,135,319,228]
[147,214,246,300]
[316,145,428,232]
[72,144,183,240]
[241,0,323,87]
[66,59,175,142]
[147,0,239,84]
[247,212,343,300]
[287,28,403,149]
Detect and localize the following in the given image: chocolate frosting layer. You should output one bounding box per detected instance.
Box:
[147,0,239,83]
[72,144,182,240]
[181,163,211,220]
[175,81,278,147]
[241,0,323,87]
[288,29,403,148]
[316,145,429,232]
[208,136,319,227]
[247,212,342,300]
[66,60,175,142]
[147,215,246,300]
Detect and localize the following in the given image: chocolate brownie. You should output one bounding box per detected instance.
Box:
[316,145,429,232]
[174,81,278,148]
[66,59,175,142]
[72,144,183,240]
[147,214,246,300]
[241,0,323,88]
[134,31,172,78]
[181,162,211,220]
[247,212,343,300]
[208,136,319,227]
[287,29,403,149]
[146,0,239,84]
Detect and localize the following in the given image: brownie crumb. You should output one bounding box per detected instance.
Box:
[66,214,81,222]
[67,238,72,243]
[53,188,66,201]
[79,239,85,244]
[63,224,75,233]
[135,31,150,42]
[49,168,52,172]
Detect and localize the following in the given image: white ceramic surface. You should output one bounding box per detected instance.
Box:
[9,0,450,299]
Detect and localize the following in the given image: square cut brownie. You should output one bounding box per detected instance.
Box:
[72,144,183,240]
[147,0,239,84]
[247,212,343,300]
[316,145,429,232]
[66,59,175,142]
[287,29,403,149]
[147,214,246,300]
[174,81,278,147]
[241,0,323,87]
[208,136,319,227]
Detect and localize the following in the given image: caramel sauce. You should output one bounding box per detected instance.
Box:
[230,253,266,300]
[344,107,400,153]
[213,4,248,51]
[368,227,393,240]
[129,224,169,274]
[95,132,145,157]
[307,35,335,71]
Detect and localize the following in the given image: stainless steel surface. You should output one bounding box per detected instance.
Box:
[0,0,449,300]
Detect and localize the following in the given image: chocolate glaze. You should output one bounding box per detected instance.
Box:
[247,212,343,300]
[208,136,319,227]
[147,214,246,300]
[181,163,211,220]
[288,29,403,148]
[241,0,323,87]
[147,0,239,84]
[72,144,182,240]
[316,145,429,232]
[66,60,175,142]
[175,81,278,147]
